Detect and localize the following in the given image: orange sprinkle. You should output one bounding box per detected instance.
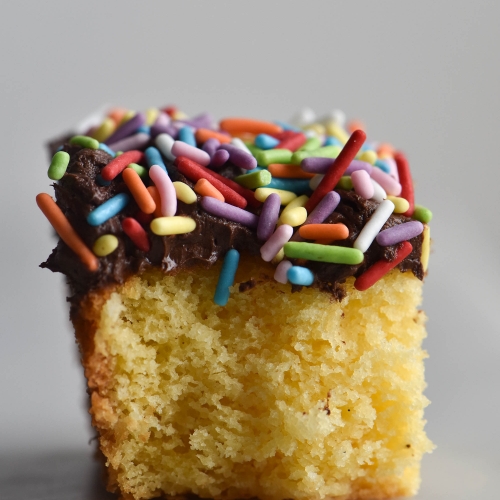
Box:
[122,168,156,214]
[377,142,395,157]
[107,108,127,125]
[299,223,349,241]
[220,118,282,136]
[195,128,232,144]
[347,119,365,133]
[147,186,162,218]
[194,178,225,202]
[36,193,99,271]
[268,163,315,179]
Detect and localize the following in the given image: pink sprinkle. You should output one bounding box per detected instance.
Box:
[149,165,177,216]
[274,260,293,284]
[107,132,150,152]
[351,170,374,199]
[154,112,171,128]
[384,157,399,181]
[171,140,211,167]
[260,224,293,262]
[370,167,402,196]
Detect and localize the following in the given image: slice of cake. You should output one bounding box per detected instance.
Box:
[38,105,434,500]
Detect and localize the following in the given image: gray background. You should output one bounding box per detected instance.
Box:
[1,1,499,498]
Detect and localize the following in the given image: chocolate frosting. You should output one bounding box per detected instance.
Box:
[41,144,424,303]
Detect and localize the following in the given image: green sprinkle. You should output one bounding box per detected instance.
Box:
[256,149,292,166]
[291,145,341,165]
[127,163,148,178]
[299,137,322,151]
[336,176,353,190]
[234,169,272,189]
[47,151,70,180]
[413,205,433,223]
[284,242,364,265]
[245,142,263,157]
[69,135,99,149]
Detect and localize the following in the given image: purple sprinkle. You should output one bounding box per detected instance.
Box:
[257,193,281,241]
[376,221,424,246]
[178,112,215,129]
[107,132,150,152]
[344,160,373,176]
[301,157,372,176]
[200,196,259,228]
[105,112,146,145]
[150,123,178,139]
[219,144,257,170]
[153,112,171,128]
[210,149,230,169]
[202,138,221,159]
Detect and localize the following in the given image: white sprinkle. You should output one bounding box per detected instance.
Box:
[353,200,395,253]
[155,133,176,161]
[274,260,293,284]
[370,179,387,202]
[230,137,252,155]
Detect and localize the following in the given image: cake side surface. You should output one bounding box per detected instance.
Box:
[74,256,433,500]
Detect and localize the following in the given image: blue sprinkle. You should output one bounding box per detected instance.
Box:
[178,126,196,147]
[145,146,167,172]
[98,143,115,156]
[255,134,279,150]
[374,159,391,173]
[136,125,151,135]
[287,266,314,286]
[323,136,342,147]
[268,177,312,195]
[96,174,112,186]
[274,120,302,132]
[87,193,130,226]
[214,249,240,306]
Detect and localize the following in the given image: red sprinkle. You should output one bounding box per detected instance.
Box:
[208,167,262,209]
[174,156,248,209]
[122,217,150,252]
[394,151,415,217]
[305,129,366,213]
[354,241,413,291]
[276,132,307,152]
[101,150,144,181]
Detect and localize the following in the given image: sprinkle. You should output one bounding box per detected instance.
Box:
[357,149,377,165]
[96,174,111,187]
[92,118,116,143]
[256,149,293,167]
[412,205,433,224]
[301,157,372,176]
[374,159,391,173]
[98,143,115,156]
[150,216,196,235]
[36,193,98,271]
[173,181,197,204]
[353,199,395,252]
[260,224,294,262]
[274,260,293,283]
[149,165,177,217]
[336,176,353,190]
[145,146,167,172]
[276,132,307,151]
[421,225,430,272]
[69,135,99,150]
[153,112,171,128]
[196,128,231,144]
[376,220,424,246]
[287,266,314,286]
[194,178,225,202]
[178,126,196,147]
[354,241,413,291]
[271,247,285,264]
[267,177,311,195]
[107,132,150,153]
[309,174,323,191]
[105,112,146,145]
[175,156,247,209]
[291,145,341,165]
[147,186,162,218]
[234,170,271,189]
[145,108,159,126]
[305,130,366,213]
[279,207,307,227]
[200,196,258,228]
[122,217,150,252]
[323,136,342,147]
[279,195,309,224]
[257,193,281,241]
[387,196,410,214]
[351,169,374,199]
[394,151,414,216]
[122,168,156,214]
[136,125,151,135]
[299,223,349,241]
[370,167,402,196]
[370,179,387,202]
[299,136,322,152]
[324,122,349,143]
[87,193,130,226]
[101,150,144,181]
[210,149,230,169]
[127,163,147,178]
[170,140,210,167]
[255,133,279,150]
[254,188,297,205]
[214,249,240,306]
[202,138,221,158]
[151,123,177,139]
[219,144,257,170]
[230,138,253,155]
[93,234,119,257]
[268,164,315,179]
[107,108,127,124]
[284,242,364,265]
[48,151,70,180]
[155,133,176,161]
[220,118,282,136]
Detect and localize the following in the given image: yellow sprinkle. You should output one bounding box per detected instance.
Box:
[120,110,136,125]
[271,248,285,265]
[324,121,349,144]
[254,188,297,205]
[173,181,197,204]
[93,234,119,257]
[421,225,430,272]
[280,206,307,227]
[92,117,116,143]
[150,216,196,236]
[172,110,188,120]
[357,150,377,165]
[303,123,326,136]
[387,196,410,214]
[145,108,159,126]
